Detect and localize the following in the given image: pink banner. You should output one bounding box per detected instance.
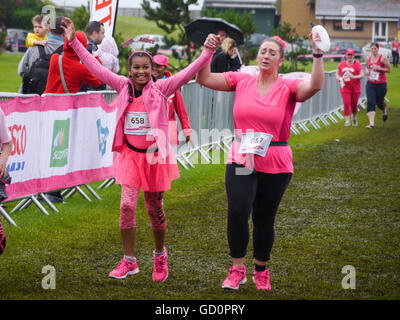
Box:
[0,93,117,201]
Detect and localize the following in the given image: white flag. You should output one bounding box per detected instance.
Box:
[90,0,119,37]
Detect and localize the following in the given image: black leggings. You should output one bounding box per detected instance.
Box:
[366,81,387,112]
[225,163,292,262]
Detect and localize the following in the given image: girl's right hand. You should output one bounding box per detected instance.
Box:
[204,34,221,51]
[61,17,76,42]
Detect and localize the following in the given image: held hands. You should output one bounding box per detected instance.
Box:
[204,34,221,51]
[60,17,76,42]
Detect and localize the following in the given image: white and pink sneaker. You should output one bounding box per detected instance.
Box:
[152,247,168,282]
[109,257,139,279]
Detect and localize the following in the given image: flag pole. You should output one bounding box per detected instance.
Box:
[112,0,119,37]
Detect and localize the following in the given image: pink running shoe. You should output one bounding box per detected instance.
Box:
[109,257,139,279]
[152,247,168,282]
[253,269,272,290]
[221,265,247,290]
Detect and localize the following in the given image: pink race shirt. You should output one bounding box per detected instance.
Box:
[337,60,362,93]
[224,72,304,174]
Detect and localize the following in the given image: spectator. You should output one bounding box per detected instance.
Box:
[26,14,49,48]
[365,42,391,128]
[43,31,103,94]
[96,36,120,74]
[80,21,106,91]
[42,31,103,203]
[391,37,399,68]
[152,54,192,146]
[18,16,66,94]
[85,21,105,53]
[211,37,241,73]
[211,30,242,72]
[335,48,364,126]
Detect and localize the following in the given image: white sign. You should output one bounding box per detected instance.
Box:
[90,0,119,37]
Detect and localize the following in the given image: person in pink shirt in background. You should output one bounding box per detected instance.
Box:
[197,32,325,291]
[335,48,364,127]
[61,17,218,283]
[152,54,192,146]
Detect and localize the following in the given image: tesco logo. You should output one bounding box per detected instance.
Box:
[8,124,27,156]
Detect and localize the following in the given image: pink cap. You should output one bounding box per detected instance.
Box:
[346,49,354,55]
[153,54,169,67]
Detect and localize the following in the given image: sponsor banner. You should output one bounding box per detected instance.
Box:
[0,93,117,201]
[90,0,119,37]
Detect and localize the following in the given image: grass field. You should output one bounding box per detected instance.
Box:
[0,36,399,302]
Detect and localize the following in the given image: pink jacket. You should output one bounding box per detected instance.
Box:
[69,38,213,159]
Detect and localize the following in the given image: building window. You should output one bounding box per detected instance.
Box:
[373,21,388,41]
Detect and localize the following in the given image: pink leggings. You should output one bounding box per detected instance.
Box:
[119,185,166,231]
[341,91,360,116]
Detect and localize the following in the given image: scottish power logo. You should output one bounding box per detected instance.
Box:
[50,119,70,167]
[96,119,109,157]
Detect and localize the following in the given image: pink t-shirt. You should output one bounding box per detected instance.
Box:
[0,109,11,145]
[224,72,304,174]
[124,95,157,150]
[337,60,362,93]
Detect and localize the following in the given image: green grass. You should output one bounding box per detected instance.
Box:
[114,16,180,41]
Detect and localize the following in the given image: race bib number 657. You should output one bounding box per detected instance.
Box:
[239,132,273,157]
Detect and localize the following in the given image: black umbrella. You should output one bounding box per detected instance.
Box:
[185,17,244,46]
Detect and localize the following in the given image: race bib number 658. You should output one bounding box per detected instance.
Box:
[124,112,152,135]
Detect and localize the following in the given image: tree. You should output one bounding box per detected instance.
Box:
[71,3,91,31]
[272,22,312,73]
[141,0,199,71]
[0,0,52,30]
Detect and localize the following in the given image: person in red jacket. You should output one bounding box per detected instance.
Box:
[43,31,102,203]
[44,31,102,94]
[152,54,192,146]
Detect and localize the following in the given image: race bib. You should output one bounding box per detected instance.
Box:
[369,70,380,81]
[124,112,152,135]
[239,132,273,157]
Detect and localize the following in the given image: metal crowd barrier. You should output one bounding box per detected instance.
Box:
[0,67,368,225]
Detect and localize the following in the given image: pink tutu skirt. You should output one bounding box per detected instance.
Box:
[115,144,180,192]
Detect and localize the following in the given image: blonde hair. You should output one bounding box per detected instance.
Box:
[221,37,236,54]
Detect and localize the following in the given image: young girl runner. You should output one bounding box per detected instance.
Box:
[61,18,218,282]
[197,33,324,290]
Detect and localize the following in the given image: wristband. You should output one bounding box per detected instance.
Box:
[313,53,323,58]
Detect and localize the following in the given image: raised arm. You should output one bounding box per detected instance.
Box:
[61,18,126,91]
[296,32,325,102]
[196,63,231,91]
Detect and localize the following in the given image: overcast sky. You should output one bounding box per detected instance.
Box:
[50,0,204,10]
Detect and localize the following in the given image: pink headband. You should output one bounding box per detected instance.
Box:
[271,36,286,50]
[128,50,153,63]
